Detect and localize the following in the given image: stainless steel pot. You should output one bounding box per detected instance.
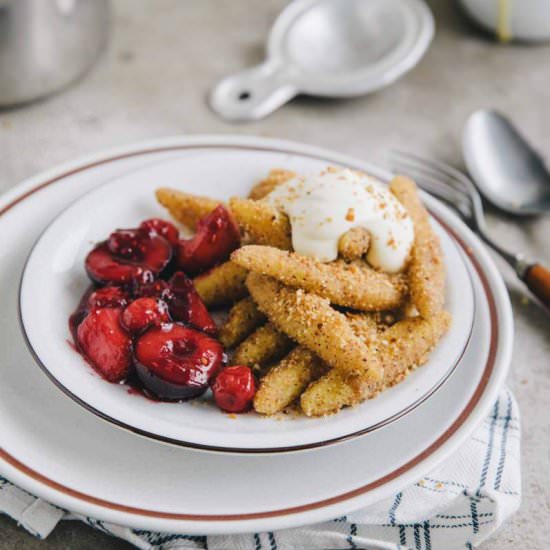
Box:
[0,0,109,107]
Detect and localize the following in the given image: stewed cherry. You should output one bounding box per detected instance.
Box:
[211,365,256,413]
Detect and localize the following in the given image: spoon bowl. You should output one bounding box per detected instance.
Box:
[463,109,550,216]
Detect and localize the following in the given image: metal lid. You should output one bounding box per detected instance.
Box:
[210,0,434,122]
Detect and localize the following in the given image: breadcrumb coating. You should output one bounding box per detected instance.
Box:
[233,322,293,369]
[253,347,328,415]
[193,261,248,307]
[253,312,380,416]
[248,169,296,200]
[300,311,451,416]
[219,297,266,348]
[390,176,446,318]
[300,369,360,418]
[345,312,380,343]
[228,198,292,250]
[232,245,407,311]
[338,227,371,261]
[246,273,383,380]
[378,311,451,385]
[156,188,220,231]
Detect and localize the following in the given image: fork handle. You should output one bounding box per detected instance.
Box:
[522,263,550,309]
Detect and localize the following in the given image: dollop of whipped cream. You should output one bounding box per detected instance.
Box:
[265,168,414,273]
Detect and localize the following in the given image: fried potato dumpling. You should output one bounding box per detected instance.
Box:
[345,312,380,343]
[157,170,449,420]
[300,369,361,418]
[218,296,266,348]
[228,198,292,250]
[233,245,407,312]
[253,312,383,416]
[248,169,296,200]
[390,176,445,318]
[300,311,451,416]
[156,188,220,231]
[373,309,450,389]
[253,347,327,415]
[338,227,371,261]
[246,273,383,380]
[233,322,293,369]
[193,261,248,307]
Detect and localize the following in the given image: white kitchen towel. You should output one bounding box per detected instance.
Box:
[1,388,520,550]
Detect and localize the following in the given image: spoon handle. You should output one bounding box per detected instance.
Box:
[523,263,550,309]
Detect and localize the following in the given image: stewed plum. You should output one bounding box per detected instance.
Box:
[121,297,170,335]
[76,308,132,382]
[177,205,240,275]
[87,286,130,310]
[166,272,217,336]
[140,218,180,246]
[134,324,224,400]
[71,211,249,414]
[133,278,172,300]
[85,227,172,286]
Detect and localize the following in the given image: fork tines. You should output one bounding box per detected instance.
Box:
[388,150,474,217]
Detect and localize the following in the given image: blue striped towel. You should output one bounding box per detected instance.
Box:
[1,389,520,550]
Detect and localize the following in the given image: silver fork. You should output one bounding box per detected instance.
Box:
[389,150,550,309]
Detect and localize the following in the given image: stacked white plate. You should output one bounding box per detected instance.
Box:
[0,136,513,534]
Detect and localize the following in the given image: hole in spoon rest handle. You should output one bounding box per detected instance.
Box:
[523,263,550,309]
[209,62,297,122]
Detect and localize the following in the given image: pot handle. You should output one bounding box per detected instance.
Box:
[209,62,297,122]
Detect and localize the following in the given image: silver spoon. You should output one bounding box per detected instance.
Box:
[463,109,550,216]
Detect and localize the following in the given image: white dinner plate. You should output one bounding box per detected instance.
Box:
[19,152,474,453]
[0,136,513,534]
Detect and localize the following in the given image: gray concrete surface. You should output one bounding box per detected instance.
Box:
[0,0,548,548]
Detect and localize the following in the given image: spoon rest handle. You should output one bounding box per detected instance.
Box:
[209,61,297,122]
[523,263,550,309]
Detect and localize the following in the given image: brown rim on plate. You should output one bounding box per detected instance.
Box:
[0,144,497,521]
